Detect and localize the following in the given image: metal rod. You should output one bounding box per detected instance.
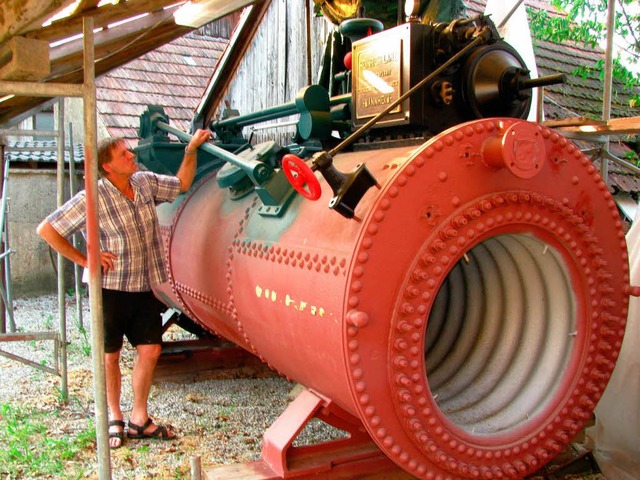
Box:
[305,0,312,86]
[330,93,351,106]
[0,348,59,376]
[83,16,112,480]
[251,119,299,131]
[212,93,350,131]
[56,98,68,403]
[0,267,12,323]
[519,73,566,90]
[600,0,616,185]
[0,157,15,332]
[498,0,527,29]
[0,143,5,335]
[156,120,261,170]
[68,122,83,330]
[328,34,487,157]
[600,148,640,176]
[212,102,299,128]
[536,85,544,123]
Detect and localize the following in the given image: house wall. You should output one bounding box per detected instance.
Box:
[215,0,335,146]
[7,169,83,296]
[63,97,110,144]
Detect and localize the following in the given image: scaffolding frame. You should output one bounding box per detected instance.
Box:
[0,110,86,363]
[537,1,640,188]
[0,123,64,380]
[0,17,110,479]
[0,3,634,480]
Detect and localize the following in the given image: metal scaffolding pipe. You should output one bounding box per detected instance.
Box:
[82,16,111,479]
[67,121,84,329]
[600,0,616,183]
[56,98,68,403]
[497,0,526,29]
[0,140,5,335]
[0,157,15,332]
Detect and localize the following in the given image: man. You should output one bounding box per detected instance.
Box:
[37,129,211,448]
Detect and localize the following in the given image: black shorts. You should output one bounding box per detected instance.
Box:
[102,289,165,353]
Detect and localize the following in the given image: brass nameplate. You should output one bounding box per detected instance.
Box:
[354,37,402,119]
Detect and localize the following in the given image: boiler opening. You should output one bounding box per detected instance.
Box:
[424,233,576,435]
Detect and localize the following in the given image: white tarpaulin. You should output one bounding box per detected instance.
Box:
[588,208,640,479]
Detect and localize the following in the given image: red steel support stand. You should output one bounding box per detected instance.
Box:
[205,389,414,479]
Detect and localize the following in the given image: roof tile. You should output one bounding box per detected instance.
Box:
[95,28,227,144]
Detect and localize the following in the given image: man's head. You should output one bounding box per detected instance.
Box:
[97,137,137,178]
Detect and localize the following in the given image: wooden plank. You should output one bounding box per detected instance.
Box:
[608,115,640,132]
[553,116,640,136]
[203,457,417,480]
[542,116,607,127]
[204,460,280,480]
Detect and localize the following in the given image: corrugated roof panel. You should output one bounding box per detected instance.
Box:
[4,140,85,164]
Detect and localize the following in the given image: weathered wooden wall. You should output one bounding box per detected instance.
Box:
[215,0,335,146]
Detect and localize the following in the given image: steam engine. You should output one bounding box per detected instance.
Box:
[136,15,633,480]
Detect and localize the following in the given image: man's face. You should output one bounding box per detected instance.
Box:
[104,141,138,177]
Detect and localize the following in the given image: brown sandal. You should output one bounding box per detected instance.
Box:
[127,417,176,440]
[108,420,125,449]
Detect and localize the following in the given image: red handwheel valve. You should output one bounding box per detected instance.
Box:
[282,154,322,201]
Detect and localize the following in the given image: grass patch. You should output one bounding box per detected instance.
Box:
[0,402,95,479]
[68,325,92,357]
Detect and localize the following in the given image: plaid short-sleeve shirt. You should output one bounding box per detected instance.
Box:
[47,171,180,292]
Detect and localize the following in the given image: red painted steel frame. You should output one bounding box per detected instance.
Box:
[154,119,633,479]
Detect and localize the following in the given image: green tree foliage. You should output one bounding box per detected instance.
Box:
[528,0,640,106]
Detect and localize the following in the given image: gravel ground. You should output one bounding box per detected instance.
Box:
[1,294,317,479]
[1,294,606,480]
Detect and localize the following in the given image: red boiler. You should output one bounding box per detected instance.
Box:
[154,118,633,479]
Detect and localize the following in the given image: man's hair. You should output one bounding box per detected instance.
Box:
[97,137,126,177]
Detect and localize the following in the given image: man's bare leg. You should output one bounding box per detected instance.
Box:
[128,344,174,438]
[105,350,124,448]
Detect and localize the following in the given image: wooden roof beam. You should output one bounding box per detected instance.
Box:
[0,20,191,125]
[52,21,192,81]
[0,0,75,45]
[24,0,185,43]
[49,6,181,66]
